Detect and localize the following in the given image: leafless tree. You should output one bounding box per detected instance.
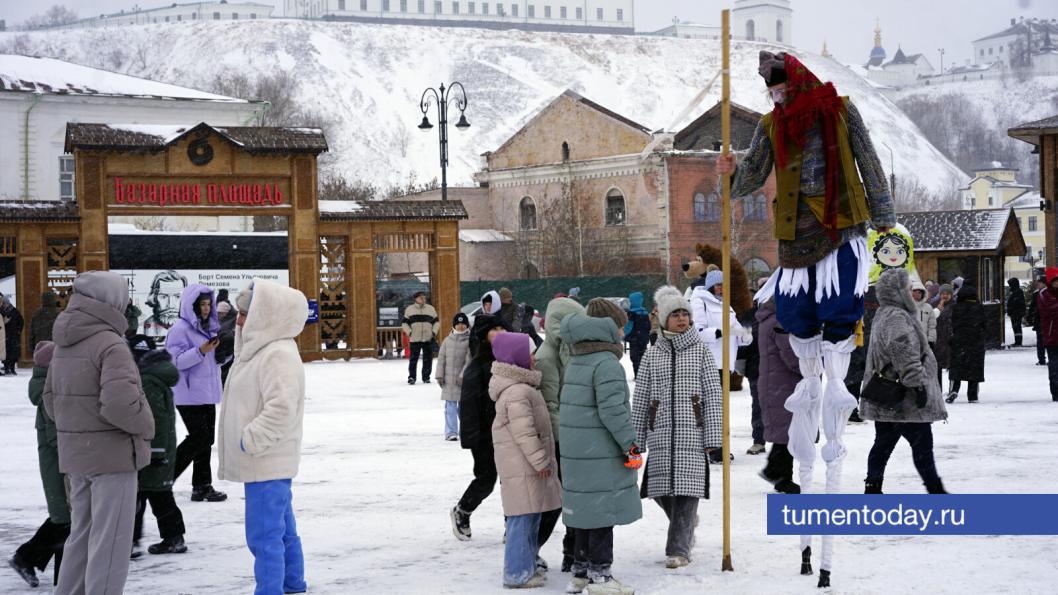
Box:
[23,5,77,29]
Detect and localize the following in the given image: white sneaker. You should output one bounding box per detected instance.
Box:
[665,555,691,569]
[566,576,589,594]
[586,576,635,595]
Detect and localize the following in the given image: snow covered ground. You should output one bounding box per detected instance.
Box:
[2,326,1057,594]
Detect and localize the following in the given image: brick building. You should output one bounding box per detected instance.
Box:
[461,90,778,286]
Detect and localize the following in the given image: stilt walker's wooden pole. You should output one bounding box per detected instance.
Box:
[720,8,734,573]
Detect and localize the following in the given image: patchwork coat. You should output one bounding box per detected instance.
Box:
[632,328,722,499]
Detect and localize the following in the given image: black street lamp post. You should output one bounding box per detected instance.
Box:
[418,82,470,201]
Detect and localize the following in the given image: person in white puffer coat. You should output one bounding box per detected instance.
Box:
[217,279,308,595]
[691,269,753,378]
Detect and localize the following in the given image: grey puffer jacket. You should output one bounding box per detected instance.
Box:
[631,327,721,499]
[436,329,471,401]
[860,269,948,423]
[43,272,155,475]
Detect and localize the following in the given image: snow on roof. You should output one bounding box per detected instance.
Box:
[898,209,1018,252]
[317,200,365,214]
[459,229,513,243]
[0,55,248,102]
[1005,191,1042,210]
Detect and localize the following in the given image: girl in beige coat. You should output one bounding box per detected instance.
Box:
[489,332,561,589]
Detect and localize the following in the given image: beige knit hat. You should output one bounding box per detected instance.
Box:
[586,297,628,331]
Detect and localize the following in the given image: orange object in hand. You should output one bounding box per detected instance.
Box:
[624,445,643,470]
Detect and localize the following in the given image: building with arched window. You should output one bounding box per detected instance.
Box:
[462,90,777,283]
[519,196,537,230]
[731,0,791,44]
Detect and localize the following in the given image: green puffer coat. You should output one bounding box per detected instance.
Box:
[536,297,585,436]
[137,350,180,491]
[558,314,641,530]
[29,365,69,525]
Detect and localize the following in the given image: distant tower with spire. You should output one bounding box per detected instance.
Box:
[867,18,886,67]
[821,39,832,58]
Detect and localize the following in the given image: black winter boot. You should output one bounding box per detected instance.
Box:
[800,546,813,576]
[191,485,227,502]
[53,546,63,586]
[926,480,948,494]
[148,535,187,554]
[7,553,39,588]
[450,506,471,541]
[864,479,883,494]
[817,569,831,588]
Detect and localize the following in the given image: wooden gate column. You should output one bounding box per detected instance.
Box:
[290,155,321,360]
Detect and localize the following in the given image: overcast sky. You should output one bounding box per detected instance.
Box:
[1,0,1054,67]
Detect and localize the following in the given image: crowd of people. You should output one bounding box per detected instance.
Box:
[6,276,309,595]
[427,263,1058,592]
[4,264,1056,593]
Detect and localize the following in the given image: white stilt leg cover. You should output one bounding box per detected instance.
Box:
[821,336,858,463]
[785,335,823,465]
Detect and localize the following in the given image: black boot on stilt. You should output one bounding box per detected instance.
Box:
[800,547,813,575]
[818,569,831,588]
[864,479,883,494]
[926,480,948,494]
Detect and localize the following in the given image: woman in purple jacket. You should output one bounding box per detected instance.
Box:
[165,284,227,502]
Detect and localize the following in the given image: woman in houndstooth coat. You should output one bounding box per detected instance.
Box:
[631,287,723,569]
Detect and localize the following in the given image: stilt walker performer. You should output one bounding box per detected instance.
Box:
[717,51,896,588]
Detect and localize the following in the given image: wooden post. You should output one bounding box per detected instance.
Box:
[720,8,734,573]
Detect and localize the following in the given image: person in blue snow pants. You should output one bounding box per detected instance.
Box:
[245,479,306,595]
[216,280,311,595]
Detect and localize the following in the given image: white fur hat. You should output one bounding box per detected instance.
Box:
[655,285,691,328]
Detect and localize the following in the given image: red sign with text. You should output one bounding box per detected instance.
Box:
[110,177,290,208]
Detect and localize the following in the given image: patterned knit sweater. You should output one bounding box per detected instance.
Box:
[732,101,896,268]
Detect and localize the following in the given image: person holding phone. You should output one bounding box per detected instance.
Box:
[165,284,227,503]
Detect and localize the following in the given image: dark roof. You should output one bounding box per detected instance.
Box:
[674,101,763,151]
[898,208,1025,254]
[883,47,924,67]
[563,90,652,134]
[1008,114,1058,145]
[319,200,468,222]
[0,200,79,222]
[64,123,328,154]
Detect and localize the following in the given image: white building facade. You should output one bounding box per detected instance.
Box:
[287,0,635,34]
[732,0,792,45]
[0,55,263,205]
[47,1,273,29]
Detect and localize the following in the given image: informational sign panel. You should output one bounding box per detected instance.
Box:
[115,269,288,339]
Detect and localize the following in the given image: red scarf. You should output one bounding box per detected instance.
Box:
[772,54,844,239]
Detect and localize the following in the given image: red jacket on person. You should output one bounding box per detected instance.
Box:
[1038,267,1058,348]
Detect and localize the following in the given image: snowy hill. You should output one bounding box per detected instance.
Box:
[890,74,1058,187]
[0,19,965,195]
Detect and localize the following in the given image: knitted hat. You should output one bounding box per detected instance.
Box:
[654,286,691,328]
[491,332,532,370]
[217,301,232,317]
[703,269,724,292]
[586,297,628,331]
[939,283,953,295]
[759,50,787,87]
[453,312,470,327]
[235,283,254,313]
[33,341,56,368]
[498,287,513,301]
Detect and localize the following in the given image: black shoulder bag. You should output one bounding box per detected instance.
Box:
[860,365,905,410]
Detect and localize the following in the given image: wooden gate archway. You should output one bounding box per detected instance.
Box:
[318,201,467,359]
